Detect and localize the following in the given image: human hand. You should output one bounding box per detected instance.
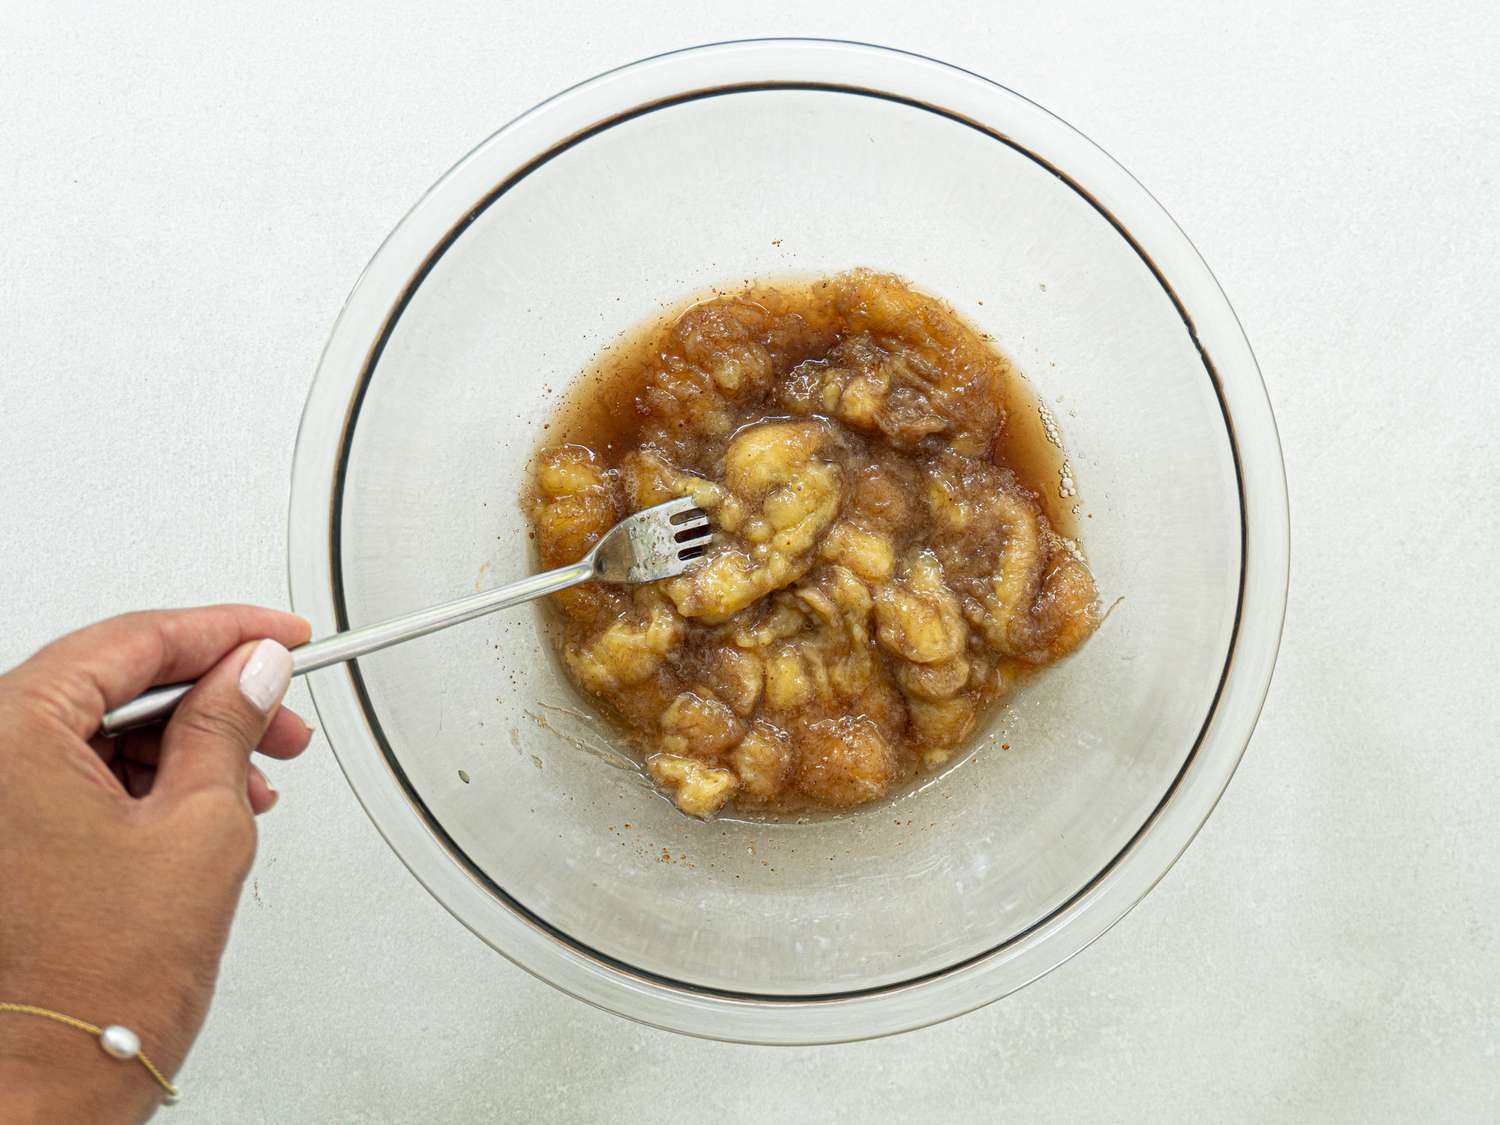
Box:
[0,606,314,1124]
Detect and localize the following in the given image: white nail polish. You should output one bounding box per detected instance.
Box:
[239,639,292,713]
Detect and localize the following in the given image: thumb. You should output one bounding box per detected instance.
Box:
[154,639,293,802]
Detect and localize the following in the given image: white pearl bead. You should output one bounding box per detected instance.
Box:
[99,1024,140,1060]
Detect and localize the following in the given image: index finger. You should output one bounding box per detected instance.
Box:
[7,605,311,738]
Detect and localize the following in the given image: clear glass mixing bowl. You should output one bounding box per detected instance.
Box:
[289,39,1288,1043]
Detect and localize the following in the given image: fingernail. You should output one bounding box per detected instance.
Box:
[239,639,292,713]
[248,762,280,813]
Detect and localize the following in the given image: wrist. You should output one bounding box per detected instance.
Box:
[0,1020,163,1125]
[0,959,201,1075]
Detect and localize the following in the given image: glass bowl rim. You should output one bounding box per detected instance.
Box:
[287,36,1290,1044]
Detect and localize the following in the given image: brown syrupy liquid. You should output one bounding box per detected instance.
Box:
[525,271,1097,818]
[546,278,1078,539]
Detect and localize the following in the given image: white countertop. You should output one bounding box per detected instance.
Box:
[3,2,1497,1121]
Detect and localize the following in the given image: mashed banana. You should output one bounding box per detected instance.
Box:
[527,271,1098,817]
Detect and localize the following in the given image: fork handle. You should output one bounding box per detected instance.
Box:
[99,558,597,737]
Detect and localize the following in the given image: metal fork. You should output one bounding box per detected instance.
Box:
[99,497,712,736]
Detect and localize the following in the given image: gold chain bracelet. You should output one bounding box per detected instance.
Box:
[0,1002,179,1101]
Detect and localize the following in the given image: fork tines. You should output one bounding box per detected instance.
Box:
[666,498,712,560]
